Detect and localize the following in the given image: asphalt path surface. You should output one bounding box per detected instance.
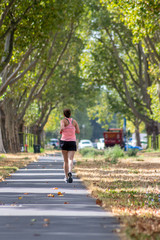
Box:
[0,153,120,240]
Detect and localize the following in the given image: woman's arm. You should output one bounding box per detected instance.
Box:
[74,120,80,134]
[60,120,65,134]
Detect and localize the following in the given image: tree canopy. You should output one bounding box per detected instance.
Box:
[0,0,159,152]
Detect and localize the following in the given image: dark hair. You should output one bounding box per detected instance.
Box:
[63,109,71,118]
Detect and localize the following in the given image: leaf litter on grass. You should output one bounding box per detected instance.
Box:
[75,151,160,240]
[0,153,39,180]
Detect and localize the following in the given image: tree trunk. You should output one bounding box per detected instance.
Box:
[37,128,42,146]
[0,29,14,75]
[133,118,141,146]
[135,126,141,147]
[1,98,20,153]
[158,122,160,134]
[0,109,6,153]
[145,121,159,149]
[31,125,42,146]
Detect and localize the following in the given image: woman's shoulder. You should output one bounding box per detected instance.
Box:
[72,119,78,125]
[62,118,70,126]
[61,118,66,123]
[61,117,69,121]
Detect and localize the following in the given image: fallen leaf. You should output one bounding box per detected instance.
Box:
[43,218,50,223]
[18,197,22,200]
[31,219,36,222]
[96,199,102,206]
[24,193,29,195]
[64,202,69,204]
[57,192,64,196]
[47,194,54,197]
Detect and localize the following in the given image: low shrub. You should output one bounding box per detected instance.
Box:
[104,145,124,162]
[79,147,104,158]
[127,148,139,156]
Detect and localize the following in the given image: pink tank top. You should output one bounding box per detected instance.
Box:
[61,118,76,141]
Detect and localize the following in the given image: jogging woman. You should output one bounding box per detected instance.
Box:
[60,109,80,183]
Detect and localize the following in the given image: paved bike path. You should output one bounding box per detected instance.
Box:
[0,153,120,240]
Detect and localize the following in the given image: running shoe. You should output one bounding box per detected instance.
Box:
[68,172,73,183]
[64,177,68,183]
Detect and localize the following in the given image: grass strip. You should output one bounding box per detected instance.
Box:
[0,152,41,181]
[75,150,160,240]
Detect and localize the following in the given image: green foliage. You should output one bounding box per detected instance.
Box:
[74,109,93,140]
[1,0,160,153]
[144,148,160,153]
[127,149,138,157]
[0,1,87,145]
[28,146,45,153]
[102,0,160,41]
[99,0,160,123]
[44,109,61,132]
[24,101,41,126]
[0,155,5,160]
[79,4,148,127]
[87,90,115,128]
[3,166,19,171]
[79,0,160,135]
[79,147,104,157]
[104,145,124,162]
[147,84,160,122]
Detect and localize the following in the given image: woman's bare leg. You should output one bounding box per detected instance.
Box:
[68,151,75,173]
[62,150,68,178]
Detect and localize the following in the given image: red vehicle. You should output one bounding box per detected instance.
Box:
[103,128,124,148]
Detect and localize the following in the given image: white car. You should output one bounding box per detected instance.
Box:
[78,140,93,149]
[97,138,105,150]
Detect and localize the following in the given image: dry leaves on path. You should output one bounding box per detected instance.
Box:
[47,194,54,197]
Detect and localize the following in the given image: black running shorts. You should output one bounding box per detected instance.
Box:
[60,140,77,151]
